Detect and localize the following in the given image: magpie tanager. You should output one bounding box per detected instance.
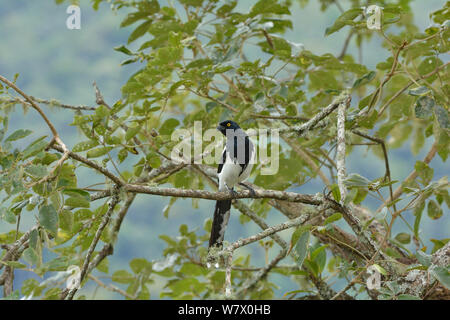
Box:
[208,120,255,250]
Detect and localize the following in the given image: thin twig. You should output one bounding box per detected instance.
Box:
[88,274,136,300]
[352,130,397,213]
[65,185,121,300]
[378,61,449,116]
[51,144,124,186]
[366,41,407,113]
[0,75,71,186]
[375,141,438,213]
[0,75,58,136]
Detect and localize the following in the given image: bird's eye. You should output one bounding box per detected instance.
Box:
[226,123,231,127]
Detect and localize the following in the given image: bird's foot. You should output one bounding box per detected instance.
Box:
[239,182,256,197]
[225,185,238,198]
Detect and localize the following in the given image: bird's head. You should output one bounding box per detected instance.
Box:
[217,120,240,135]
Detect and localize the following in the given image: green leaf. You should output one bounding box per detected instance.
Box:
[121,12,149,28]
[125,126,141,141]
[111,100,126,115]
[310,245,327,273]
[62,188,91,201]
[128,20,152,44]
[130,258,150,274]
[5,129,32,142]
[159,118,180,135]
[43,256,68,271]
[397,294,421,300]
[386,247,403,259]
[294,229,310,268]
[216,1,237,17]
[429,266,450,289]
[249,0,290,18]
[436,129,449,161]
[39,204,58,236]
[434,105,450,129]
[330,184,341,202]
[96,257,109,274]
[112,270,134,284]
[414,96,435,119]
[325,8,362,36]
[1,207,16,224]
[1,261,27,269]
[383,6,403,14]
[395,232,411,244]
[186,58,213,69]
[179,0,203,7]
[65,197,90,208]
[414,161,434,185]
[353,188,368,204]
[114,45,133,55]
[86,147,112,158]
[163,197,177,218]
[22,136,48,159]
[179,263,206,276]
[121,58,139,66]
[416,250,432,267]
[25,164,48,178]
[417,56,442,77]
[430,238,450,254]
[289,225,310,249]
[427,199,443,220]
[147,154,161,169]
[23,247,39,266]
[352,71,376,89]
[372,263,388,276]
[117,148,128,164]
[72,140,99,152]
[323,213,342,225]
[21,278,42,297]
[29,228,39,250]
[408,86,430,96]
[43,287,62,300]
[59,209,74,232]
[344,173,371,188]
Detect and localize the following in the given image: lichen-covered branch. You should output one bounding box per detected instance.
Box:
[278,92,350,136]
[398,242,450,299]
[336,95,350,203]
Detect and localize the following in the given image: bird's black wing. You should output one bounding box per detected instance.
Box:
[217,148,226,174]
[226,133,252,176]
[238,135,252,175]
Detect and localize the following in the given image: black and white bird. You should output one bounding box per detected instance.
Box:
[208,120,255,250]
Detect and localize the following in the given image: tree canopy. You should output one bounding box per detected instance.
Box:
[0,0,449,300]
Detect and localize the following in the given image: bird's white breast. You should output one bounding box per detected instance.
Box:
[218,139,255,191]
[218,159,242,191]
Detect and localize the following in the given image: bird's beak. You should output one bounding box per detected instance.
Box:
[217,124,225,131]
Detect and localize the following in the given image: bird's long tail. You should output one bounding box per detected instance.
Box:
[208,200,231,249]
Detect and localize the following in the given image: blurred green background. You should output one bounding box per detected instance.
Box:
[0,0,447,299]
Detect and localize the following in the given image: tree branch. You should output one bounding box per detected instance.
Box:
[0,75,59,137]
[375,141,438,213]
[336,97,349,203]
[65,185,121,300]
[51,144,125,186]
[279,92,350,136]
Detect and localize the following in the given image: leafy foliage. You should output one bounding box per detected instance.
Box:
[0,0,448,300]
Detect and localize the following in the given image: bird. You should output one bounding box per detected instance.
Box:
[208,120,255,252]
